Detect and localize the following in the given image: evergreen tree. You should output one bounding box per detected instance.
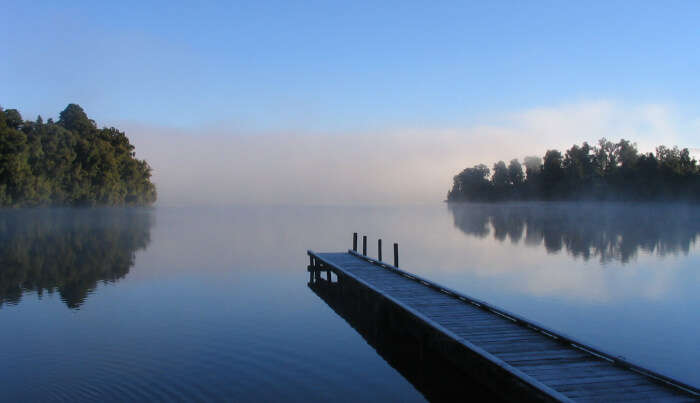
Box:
[0,104,156,207]
[447,139,700,202]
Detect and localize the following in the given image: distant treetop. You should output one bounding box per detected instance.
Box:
[447,138,700,202]
[0,104,156,207]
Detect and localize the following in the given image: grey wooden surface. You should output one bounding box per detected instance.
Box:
[312,251,698,402]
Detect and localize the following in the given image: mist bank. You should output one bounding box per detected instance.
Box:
[448,138,700,202]
[123,101,696,206]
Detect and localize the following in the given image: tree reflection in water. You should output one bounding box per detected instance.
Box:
[0,208,153,309]
[448,202,700,264]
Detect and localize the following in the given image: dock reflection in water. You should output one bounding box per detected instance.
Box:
[0,208,154,309]
[308,269,501,403]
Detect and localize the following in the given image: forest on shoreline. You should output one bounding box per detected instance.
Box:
[0,104,156,207]
[447,139,700,202]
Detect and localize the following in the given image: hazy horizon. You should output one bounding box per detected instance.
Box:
[3,2,700,205]
[124,101,699,205]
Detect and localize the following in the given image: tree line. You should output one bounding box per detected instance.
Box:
[447,139,700,202]
[0,104,156,206]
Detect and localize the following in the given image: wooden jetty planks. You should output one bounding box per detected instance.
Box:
[309,250,699,402]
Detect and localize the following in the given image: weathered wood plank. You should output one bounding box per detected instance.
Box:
[520,363,629,379]
[561,387,686,402]
[450,326,534,336]
[480,342,573,355]
[310,251,699,402]
[430,314,509,324]
[554,381,688,399]
[506,356,596,367]
[544,373,650,387]
[468,332,554,342]
[498,350,589,362]
[514,360,612,372]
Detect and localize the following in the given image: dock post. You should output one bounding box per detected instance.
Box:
[353,233,357,252]
[309,256,313,282]
[378,239,382,261]
[362,235,367,256]
[394,243,399,267]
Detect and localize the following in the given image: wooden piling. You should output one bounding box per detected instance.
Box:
[378,239,382,261]
[394,243,399,267]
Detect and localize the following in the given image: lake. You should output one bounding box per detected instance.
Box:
[1,203,698,401]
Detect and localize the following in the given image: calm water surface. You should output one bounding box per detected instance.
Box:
[1,203,698,401]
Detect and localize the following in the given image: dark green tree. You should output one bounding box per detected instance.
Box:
[523,156,542,181]
[541,150,565,198]
[448,164,492,201]
[447,138,700,202]
[0,104,156,206]
[507,159,524,187]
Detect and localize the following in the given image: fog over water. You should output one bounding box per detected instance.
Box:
[4,2,700,400]
[123,101,698,205]
[1,203,698,401]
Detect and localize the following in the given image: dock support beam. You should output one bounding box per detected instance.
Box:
[394,243,399,267]
[378,239,382,261]
[353,233,357,252]
[362,235,367,256]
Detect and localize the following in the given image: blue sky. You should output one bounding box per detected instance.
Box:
[2,1,700,204]
[4,1,700,130]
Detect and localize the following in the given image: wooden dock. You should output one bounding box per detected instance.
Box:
[308,268,501,402]
[307,241,699,402]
